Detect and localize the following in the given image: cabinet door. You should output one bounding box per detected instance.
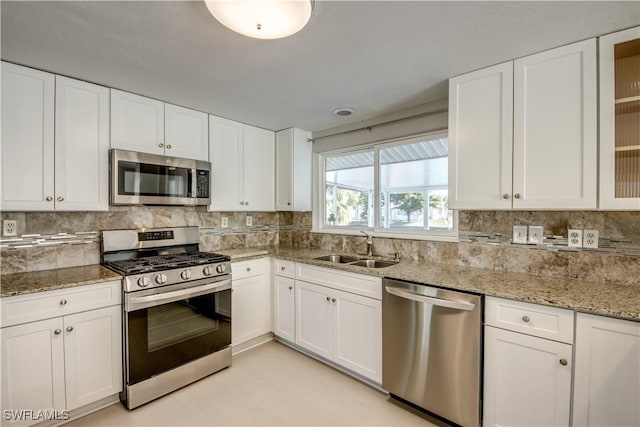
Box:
[209,115,243,211]
[273,275,295,342]
[110,89,164,155]
[292,129,312,211]
[448,61,513,210]
[333,289,382,383]
[483,326,572,427]
[243,125,275,211]
[232,274,270,346]
[275,129,293,211]
[1,318,66,425]
[573,313,640,427]
[513,39,597,209]
[55,76,110,211]
[165,103,208,160]
[63,305,122,411]
[1,62,55,211]
[599,26,640,210]
[295,280,332,360]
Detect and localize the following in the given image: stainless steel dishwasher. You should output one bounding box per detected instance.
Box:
[382,278,482,427]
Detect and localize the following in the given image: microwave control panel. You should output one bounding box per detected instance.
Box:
[196,170,210,198]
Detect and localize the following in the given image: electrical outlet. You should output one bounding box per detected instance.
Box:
[584,229,599,249]
[246,216,252,227]
[528,226,544,245]
[513,225,528,244]
[221,217,229,228]
[568,229,583,248]
[2,220,17,237]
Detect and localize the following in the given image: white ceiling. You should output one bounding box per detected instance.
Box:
[1,1,638,133]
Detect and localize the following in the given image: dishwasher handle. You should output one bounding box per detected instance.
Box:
[385,286,475,311]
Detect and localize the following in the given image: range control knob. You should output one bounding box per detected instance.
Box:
[203,266,214,276]
[180,269,192,280]
[215,264,226,274]
[155,274,168,285]
[137,277,151,288]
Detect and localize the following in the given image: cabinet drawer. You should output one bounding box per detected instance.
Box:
[232,258,268,280]
[296,263,382,300]
[485,296,574,344]
[1,280,121,328]
[274,259,295,278]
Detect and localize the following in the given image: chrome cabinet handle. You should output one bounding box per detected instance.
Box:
[57,197,64,202]
[559,359,568,366]
[281,266,286,271]
[326,296,331,302]
[288,286,293,290]
[287,202,291,205]
[60,299,67,305]
[166,144,172,149]
[159,143,164,148]
[502,194,510,199]
[522,315,530,323]
[514,193,521,199]
[240,201,245,205]
[331,298,336,303]
[66,326,74,332]
[246,267,251,272]
[54,329,62,335]
[46,196,53,201]
[245,202,249,205]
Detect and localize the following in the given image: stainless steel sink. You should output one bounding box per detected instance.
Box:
[314,254,362,263]
[348,259,398,268]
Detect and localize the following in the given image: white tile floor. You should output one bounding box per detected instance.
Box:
[66,341,442,426]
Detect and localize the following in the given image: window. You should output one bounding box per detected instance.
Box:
[318,132,455,239]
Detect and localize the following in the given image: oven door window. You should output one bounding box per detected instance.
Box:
[118,160,192,198]
[127,289,231,384]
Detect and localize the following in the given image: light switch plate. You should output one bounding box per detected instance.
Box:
[568,229,583,248]
[246,216,252,227]
[583,229,599,249]
[528,226,544,245]
[513,226,528,244]
[221,217,229,228]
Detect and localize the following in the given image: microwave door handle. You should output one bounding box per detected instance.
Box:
[126,279,231,312]
[191,168,196,198]
[384,286,475,311]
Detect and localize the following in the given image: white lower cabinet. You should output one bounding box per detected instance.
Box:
[272,275,296,342]
[483,297,573,427]
[573,313,640,427]
[0,283,122,426]
[294,264,382,383]
[483,327,572,427]
[231,258,271,348]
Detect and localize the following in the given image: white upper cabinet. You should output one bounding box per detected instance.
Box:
[111,90,208,160]
[276,128,312,211]
[55,76,110,211]
[449,62,513,210]
[599,26,640,210]
[513,38,597,209]
[110,89,165,155]
[449,39,597,210]
[1,63,109,211]
[243,124,275,211]
[209,115,275,211]
[164,103,209,160]
[1,62,55,211]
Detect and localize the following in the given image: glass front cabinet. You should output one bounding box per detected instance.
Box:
[600,26,640,209]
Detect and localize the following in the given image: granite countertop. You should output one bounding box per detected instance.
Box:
[221,246,640,322]
[1,265,122,298]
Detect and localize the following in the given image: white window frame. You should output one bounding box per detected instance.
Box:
[312,131,458,242]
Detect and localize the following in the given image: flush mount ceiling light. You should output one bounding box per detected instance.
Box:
[333,108,355,117]
[204,0,314,40]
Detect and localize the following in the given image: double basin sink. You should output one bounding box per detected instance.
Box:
[314,254,398,269]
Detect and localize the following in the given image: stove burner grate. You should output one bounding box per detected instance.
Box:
[104,252,229,275]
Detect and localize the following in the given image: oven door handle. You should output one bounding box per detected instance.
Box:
[126,279,231,312]
[385,286,475,311]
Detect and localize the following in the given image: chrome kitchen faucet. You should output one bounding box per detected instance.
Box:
[360,230,373,257]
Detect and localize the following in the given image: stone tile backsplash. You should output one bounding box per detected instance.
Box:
[1,208,638,286]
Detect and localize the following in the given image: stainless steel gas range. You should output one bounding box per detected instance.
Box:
[102,226,231,409]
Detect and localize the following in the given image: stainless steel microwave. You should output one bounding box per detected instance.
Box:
[110,149,210,206]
